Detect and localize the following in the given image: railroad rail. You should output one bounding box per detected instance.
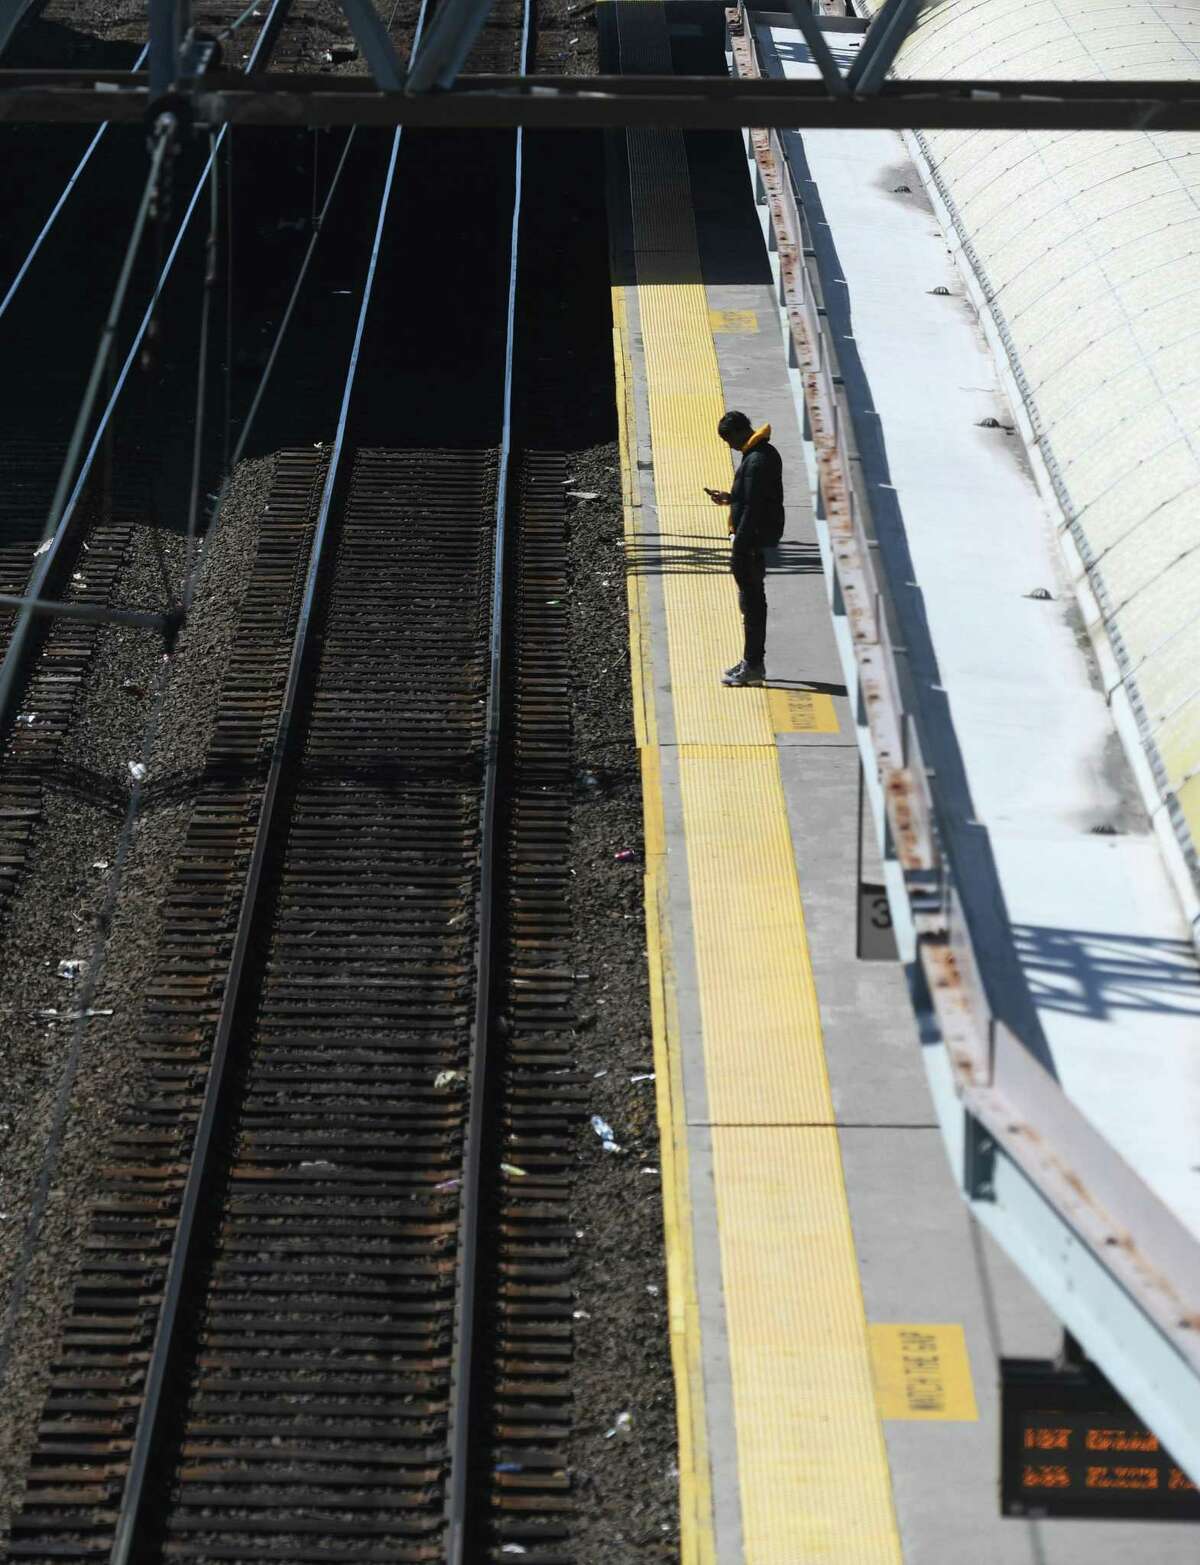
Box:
[6,0,592,1556]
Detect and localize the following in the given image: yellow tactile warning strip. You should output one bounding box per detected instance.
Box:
[611,2,903,1558]
[614,284,717,1565]
[869,1325,980,1423]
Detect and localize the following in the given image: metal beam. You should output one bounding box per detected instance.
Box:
[845,0,923,95]
[782,0,847,97]
[405,0,496,92]
[3,72,1199,130]
[338,0,406,92]
[0,594,171,633]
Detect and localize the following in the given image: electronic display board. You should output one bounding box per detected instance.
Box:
[1001,1359,1200,1521]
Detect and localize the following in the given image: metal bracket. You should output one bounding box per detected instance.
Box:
[338,0,408,92]
[845,0,924,95]
[964,1112,997,1202]
[783,0,847,97]
[406,0,499,93]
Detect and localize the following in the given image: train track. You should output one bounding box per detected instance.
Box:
[6,0,592,1557]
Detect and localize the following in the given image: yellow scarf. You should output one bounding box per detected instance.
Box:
[741,423,771,452]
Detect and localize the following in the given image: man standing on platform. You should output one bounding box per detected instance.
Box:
[705,410,785,687]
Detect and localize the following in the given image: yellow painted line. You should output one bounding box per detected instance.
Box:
[613,281,716,1565]
[709,307,760,334]
[768,687,840,735]
[614,7,903,1558]
[869,1324,980,1422]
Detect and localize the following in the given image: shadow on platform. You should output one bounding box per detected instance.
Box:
[1015,924,1200,1023]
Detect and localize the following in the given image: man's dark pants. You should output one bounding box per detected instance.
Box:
[731,542,767,667]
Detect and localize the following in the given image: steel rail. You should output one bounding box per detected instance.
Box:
[103,5,432,1559]
[444,3,532,1557]
[0,0,289,743]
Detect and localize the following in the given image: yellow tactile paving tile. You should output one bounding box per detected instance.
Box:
[713,1127,902,1565]
[679,748,830,1124]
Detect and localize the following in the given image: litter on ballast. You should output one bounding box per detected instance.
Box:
[613,848,636,863]
[641,1166,659,1176]
[590,1115,614,1141]
[433,1069,463,1089]
[646,1284,659,1295]
[500,1548,528,1557]
[128,762,147,782]
[565,490,599,501]
[91,861,109,871]
[299,1159,334,1169]
[33,538,52,558]
[72,573,87,585]
[16,714,36,726]
[605,1411,634,1440]
[593,1069,608,1079]
[494,1462,523,1473]
[500,1163,528,1177]
[630,1072,655,1083]
[435,1177,461,1192]
[57,959,84,981]
[572,1308,591,1320]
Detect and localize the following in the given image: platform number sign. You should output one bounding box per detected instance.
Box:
[857,881,897,962]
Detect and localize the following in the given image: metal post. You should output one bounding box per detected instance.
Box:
[845,0,923,95]
[149,0,192,97]
[339,0,407,91]
[406,0,498,93]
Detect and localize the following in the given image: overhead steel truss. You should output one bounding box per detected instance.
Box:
[3,0,1200,130]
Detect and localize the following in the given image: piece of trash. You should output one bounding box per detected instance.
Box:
[630,1072,655,1083]
[75,1008,113,1019]
[646,1284,659,1295]
[573,1308,591,1320]
[591,1115,615,1141]
[433,1069,464,1089]
[313,441,324,450]
[566,490,599,501]
[72,572,87,584]
[16,714,36,726]
[332,288,352,294]
[546,598,562,606]
[1024,587,1053,600]
[614,848,636,863]
[33,539,52,558]
[435,1177,461,1191]
[325,44,357,61]
[641,1166,659,1175]
[569,35,580,45]
[128,762,147,782]
[91,860,109,871]
[578,769,602,791]
[57,959,84,981]
[501,1547,528,1557]
[121,680,146,697]
[495,1462,524,1473]
[593,1068,608,1079]
[605,1411,634,1440]
[501,1163,528,1177]
[299,1158,334,1169]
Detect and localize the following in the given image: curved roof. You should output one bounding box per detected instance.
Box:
[870,0,1200,934]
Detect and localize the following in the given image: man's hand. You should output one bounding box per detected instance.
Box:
[704,486,732,505]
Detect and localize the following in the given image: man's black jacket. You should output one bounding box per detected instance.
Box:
[729,424,784,549]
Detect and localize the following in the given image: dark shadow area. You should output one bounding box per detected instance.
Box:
[4,13,144,69]
[766,677,848,696]
[1014,924,1200,1023]
[751,25,1055,1070]
[625,535,822,577]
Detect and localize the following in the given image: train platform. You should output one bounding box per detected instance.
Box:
[603,3,1200,1561]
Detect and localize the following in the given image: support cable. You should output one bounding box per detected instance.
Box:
[0,118,173,737]
[180,130,220,618]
